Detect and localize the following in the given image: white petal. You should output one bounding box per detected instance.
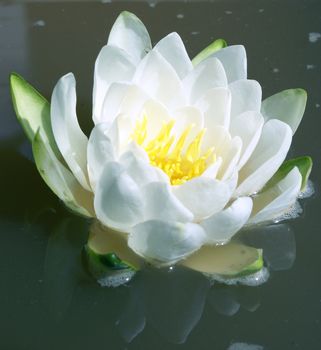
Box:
[101,83,149,124]
[195,87,231,129]
[229,111,264,169]
[94,161,144,232]
[211,45,247,82]
[202,157,222,179]
[99,82,129,123]
[87,123,117,191]
[217,136,242,180]
[120,150,169,186]
[236,119,292,196]
[133,50,186,110]
[173,177,232,221]
[229,80,262,120]
[201,125,231,154]
[172,106,204,151]
[107,11,152,63]
[154,32,193,79]
[128,220,206,264]
[249,167,302,225]
[261,88,307,134]
[142,99,172,141]
[201,197,253,244]
[51,73,90,191]
[183,57,228,104]
[93,45,136,123]
[142,182,193,222]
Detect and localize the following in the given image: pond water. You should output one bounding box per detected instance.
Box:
[1,0,321,349]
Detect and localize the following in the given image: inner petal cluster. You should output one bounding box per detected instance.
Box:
[132,116,216,185]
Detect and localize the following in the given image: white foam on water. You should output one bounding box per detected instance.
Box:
[176,13,184,19]
[298,180,315,199]
[309,32,321,43]
[306,64,316,70]
[273,200,303,224]
[98,271,136,288]
[228,342,264,350]
[206,267,270,287]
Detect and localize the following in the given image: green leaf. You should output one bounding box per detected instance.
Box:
[264,156,312,192]
[261,88,307,134]
[84,222,142,286]
[192,39,227,66]
[181,241,263,277]
[32,130,94,217]
[10,72,61,159]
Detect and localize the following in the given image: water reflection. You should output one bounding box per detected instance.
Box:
[43,217,296,344]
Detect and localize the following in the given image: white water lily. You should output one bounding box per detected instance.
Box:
[11,11,312,267]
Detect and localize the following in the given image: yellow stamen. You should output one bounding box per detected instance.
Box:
[132,117,216,185]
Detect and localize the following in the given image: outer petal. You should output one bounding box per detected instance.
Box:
[51,73,91,190]
[173,177,232,221]
[201,197,253,244]
[87,122,118,191]
[94,162,145,232]
[235,119,292,196]
[249,167,302,225]
[154,32,193,79]
[195,87,231,129]
[261,88,307,134]
[133,50,186,110]
[229,111,264,169]
[93,45,136,123]
[211,45,247,83]
[128,220,206,264]
[142,182,194,222]
[183,57,228,104]
[229,80,262,120]
[107,11,152,63]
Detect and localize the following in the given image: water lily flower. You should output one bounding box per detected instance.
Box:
[11,11,312,269]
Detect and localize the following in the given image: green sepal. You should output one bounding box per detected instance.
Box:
[192,39,227,66]
[84,244,137,272]
[10,72,61,159]
[264,156,312,192]
[83,244,138,286]
[32,130,93,218]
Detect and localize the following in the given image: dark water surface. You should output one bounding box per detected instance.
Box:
[1,1,321,349]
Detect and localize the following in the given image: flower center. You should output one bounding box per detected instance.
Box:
[132,116,216,185]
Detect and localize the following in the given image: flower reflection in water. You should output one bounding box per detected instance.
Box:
[43,217,295,344]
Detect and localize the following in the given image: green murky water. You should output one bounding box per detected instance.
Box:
[1,1,320,348]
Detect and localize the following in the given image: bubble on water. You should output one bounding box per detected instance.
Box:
[225,10,233,15]
[33,20,46,27]
[191,31,200,35]
[309,32,321,43]
[306,64,316,70]
[148,1,157,7]
[205,267,270,287]
[176,13,184,19]
[316,103,320,108]
[298,180,315,199]
[97,271,136,288]
[258,8,264,13]
[272,68,279,73]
